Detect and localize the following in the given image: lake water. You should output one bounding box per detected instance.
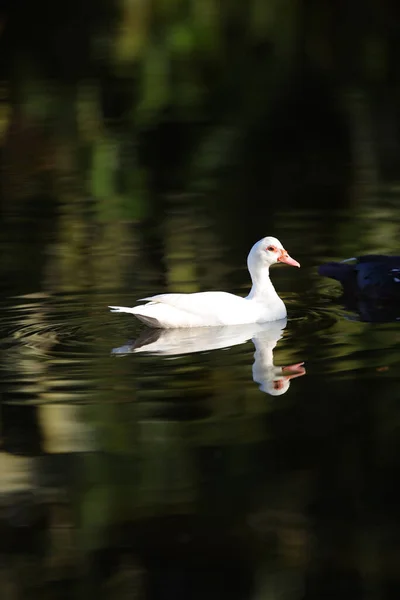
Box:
[0,198,399,599]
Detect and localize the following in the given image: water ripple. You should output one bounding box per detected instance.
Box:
[0,289,398,407]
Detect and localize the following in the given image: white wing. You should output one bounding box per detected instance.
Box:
[137,291,249,321]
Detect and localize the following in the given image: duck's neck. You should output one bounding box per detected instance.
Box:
[246,266,278,301]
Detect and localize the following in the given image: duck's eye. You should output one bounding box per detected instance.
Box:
[267,245,276,252]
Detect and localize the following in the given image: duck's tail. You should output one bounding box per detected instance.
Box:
[109,305,162,328]
[109,305,137,314]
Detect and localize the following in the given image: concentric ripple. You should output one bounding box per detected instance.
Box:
[0,288,398,408]
[0,292,126,405]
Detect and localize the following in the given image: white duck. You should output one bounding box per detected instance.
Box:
[109,236,300,328]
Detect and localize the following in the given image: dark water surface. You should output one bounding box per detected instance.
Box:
[1,201,399,599]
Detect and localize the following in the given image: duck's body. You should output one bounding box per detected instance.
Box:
[318,254,400,300]
[110,290,286,328]
[110,236,300,329]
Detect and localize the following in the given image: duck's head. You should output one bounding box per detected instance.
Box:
[248,236,300,271]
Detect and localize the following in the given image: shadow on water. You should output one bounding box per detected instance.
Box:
[112,319,306,396]
[330,294,400,324]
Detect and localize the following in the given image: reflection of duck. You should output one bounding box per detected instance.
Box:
[112,319,306,396]
[109,236,300,328]
[318,255,400,322]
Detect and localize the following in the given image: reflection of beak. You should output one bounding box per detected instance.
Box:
[272,380,286,391]
[281,362,306,380]
[277,249,300,268]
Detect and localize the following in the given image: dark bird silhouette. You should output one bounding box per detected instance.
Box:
[318,255,400,322]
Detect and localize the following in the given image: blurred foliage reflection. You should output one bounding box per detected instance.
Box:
[0,1,400,599]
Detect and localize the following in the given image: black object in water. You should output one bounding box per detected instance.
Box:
[318,254,400,322]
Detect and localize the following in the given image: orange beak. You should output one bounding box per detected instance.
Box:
[277,249,300,268]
